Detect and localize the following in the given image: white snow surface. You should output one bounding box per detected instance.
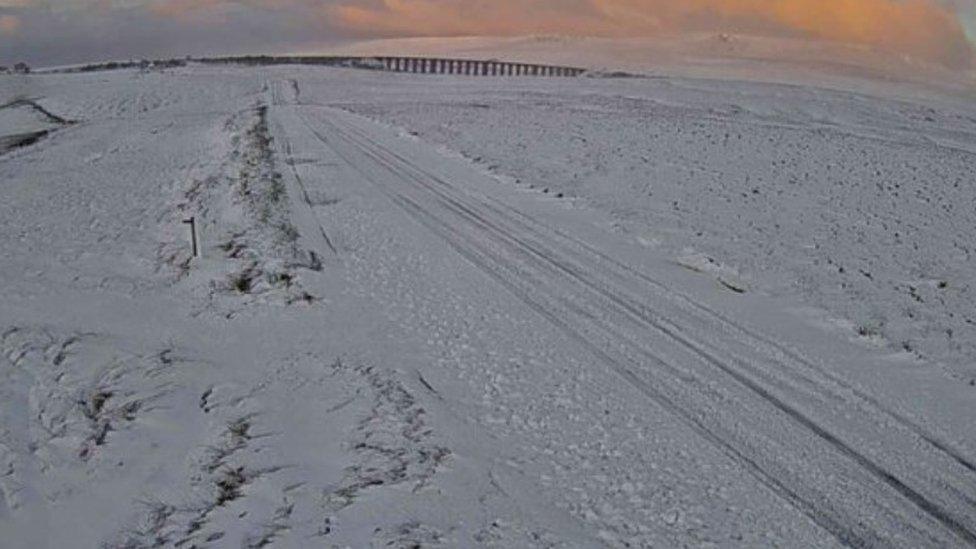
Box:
[0,61,975,548]
[337,72,976,382]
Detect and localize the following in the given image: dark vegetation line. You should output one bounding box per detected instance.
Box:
[36,55,591,77]
[40,58,188,75]
[0,99,76,156]
[0,98,75,125]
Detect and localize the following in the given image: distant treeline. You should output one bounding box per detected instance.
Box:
[37,56,381,75]
[197,56,385,69]
[33,55,598,78]
[43,58,188,74]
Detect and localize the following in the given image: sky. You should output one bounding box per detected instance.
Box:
[1,0,975,68]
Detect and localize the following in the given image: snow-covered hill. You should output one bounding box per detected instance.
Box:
[324,34,976,100]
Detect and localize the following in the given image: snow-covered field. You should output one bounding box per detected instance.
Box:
[337,72,976,382]
[1,58,975,548]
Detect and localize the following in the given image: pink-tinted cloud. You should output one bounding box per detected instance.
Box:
[146,0,302,19]
[331,0,975,68]
[0,14,21,34]
[147,0,224,20]
[4,1,973,69]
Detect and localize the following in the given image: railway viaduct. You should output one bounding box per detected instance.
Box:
[200,55,586,77]
[374,57,585,77]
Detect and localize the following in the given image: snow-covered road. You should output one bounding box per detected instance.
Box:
[270,79,976,546]
[1,66,975,547]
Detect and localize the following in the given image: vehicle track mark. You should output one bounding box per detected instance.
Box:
[291,98,976,547]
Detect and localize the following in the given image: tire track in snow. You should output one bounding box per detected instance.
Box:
[331,107,976,478]
[310,115,876,546]
[297,104,976,547]
[309,115,871,546]
[480,194,976,478]
[269,80,340,262]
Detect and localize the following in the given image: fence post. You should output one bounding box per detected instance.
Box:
[183,216,198,258]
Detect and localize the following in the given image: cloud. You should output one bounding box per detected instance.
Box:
[145,0,314,20]
[0,1,342,65]
[0,14,20,33]
[149,0,221,17]
[2,0,973,69]
[332,0,976,68]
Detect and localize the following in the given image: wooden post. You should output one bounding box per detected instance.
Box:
[183,216,198,258]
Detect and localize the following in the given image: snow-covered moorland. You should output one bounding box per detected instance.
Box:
[338,72,976,382]
[1,55,976,548]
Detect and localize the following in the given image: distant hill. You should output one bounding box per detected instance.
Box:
[314,34,976,99]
